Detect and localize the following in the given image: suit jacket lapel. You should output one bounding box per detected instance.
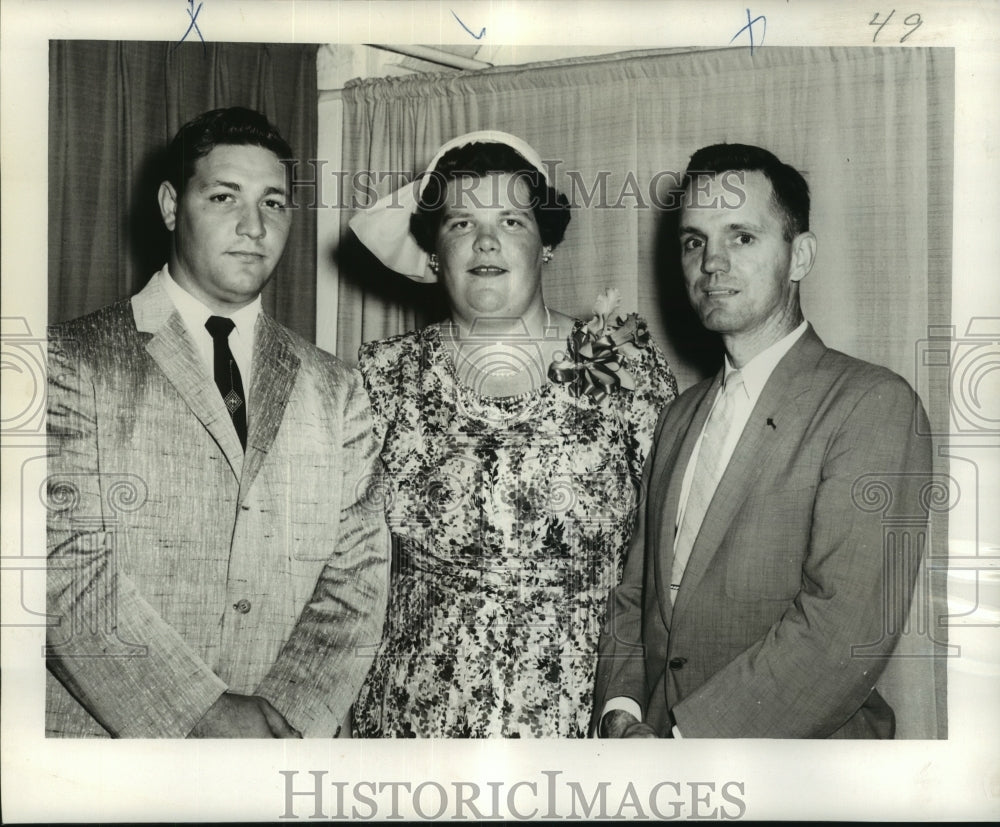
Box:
[651,375,720,630]
[132,276,245,477]
[670,327,826,624]
[239,313,300,503]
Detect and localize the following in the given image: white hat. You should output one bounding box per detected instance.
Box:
[348,130,549,282]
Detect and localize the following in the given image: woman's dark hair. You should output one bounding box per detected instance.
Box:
[410,141,571,253]
[165,107,293,195]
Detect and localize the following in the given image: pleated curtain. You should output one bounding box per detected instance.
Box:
[48,40,318,341]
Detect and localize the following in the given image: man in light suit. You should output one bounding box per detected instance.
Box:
[46,107,389,738]
[595,143,932,738]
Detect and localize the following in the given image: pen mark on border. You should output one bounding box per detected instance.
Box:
[730,8,766,55]
[451,9,486,40]
[175,0,206,52]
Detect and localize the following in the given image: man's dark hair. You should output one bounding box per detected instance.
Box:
[682,143,810,241]
[164,107,293,194]
[410,141,571,253]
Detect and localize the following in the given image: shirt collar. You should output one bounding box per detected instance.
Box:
[158,264,261,338]
[723,321,809,404]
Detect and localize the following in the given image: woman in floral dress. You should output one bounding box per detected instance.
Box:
[347,132,677,737]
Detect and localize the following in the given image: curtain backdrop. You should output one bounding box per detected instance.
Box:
[339,46,953,738]
[48,40,318,340]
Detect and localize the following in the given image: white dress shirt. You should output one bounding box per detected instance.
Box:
[602,321,809,737]
[157,264,260,410]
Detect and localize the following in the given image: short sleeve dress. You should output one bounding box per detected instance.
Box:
[352,316,677,737]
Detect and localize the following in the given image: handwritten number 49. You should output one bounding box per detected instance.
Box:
[870,10,923,43]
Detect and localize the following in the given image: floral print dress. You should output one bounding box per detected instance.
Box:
[352,310,677,737]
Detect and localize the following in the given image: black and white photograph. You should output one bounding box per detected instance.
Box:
[1,0,997,822]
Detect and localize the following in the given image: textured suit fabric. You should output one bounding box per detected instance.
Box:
[45,275,390,738]
[594,326,933,738]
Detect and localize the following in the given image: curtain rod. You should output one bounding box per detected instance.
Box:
[319,44,492,100]
[368,44,493,71]
[317,45,722,101]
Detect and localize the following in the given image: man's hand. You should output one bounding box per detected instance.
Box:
[187,693,302,738]
[600,708,658,738]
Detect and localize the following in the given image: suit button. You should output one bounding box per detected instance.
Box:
[233,599,252,614]
[668,657,687,671]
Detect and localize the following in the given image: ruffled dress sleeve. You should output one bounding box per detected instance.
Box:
[357,334,411,450]
[617,319,678,483]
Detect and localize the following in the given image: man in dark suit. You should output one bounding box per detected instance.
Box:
[46,107,389,737]
[594,143,932,738]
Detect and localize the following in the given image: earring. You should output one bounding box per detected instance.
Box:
[428,253,440,275]
[541,246,554,264]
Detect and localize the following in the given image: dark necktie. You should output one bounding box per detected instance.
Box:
[205,315,248,450]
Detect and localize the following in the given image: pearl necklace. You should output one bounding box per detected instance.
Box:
[444,306,553,347]
[444,306,555,427]
[445,307,554,379]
